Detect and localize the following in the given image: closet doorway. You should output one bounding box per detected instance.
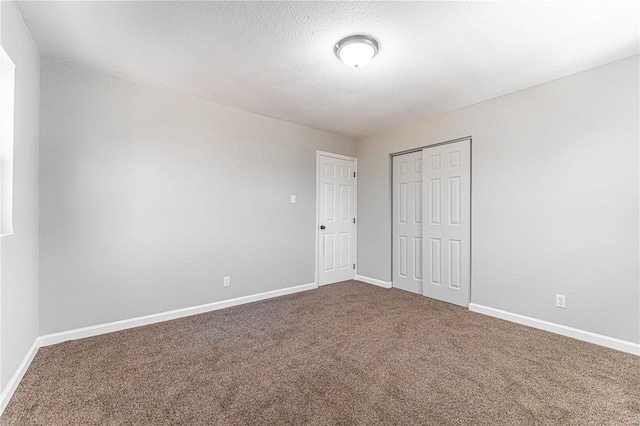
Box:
[392,138,471,307]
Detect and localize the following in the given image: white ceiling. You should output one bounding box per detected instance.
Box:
[17,1,640,138]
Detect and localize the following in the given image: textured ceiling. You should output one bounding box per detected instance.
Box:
[17,1,640,138]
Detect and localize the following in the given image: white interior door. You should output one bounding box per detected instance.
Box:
[392,151,423,294]
[422,140,471,306]
[318,153,356,286]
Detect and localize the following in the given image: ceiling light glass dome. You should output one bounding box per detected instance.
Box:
[335,35,379,68]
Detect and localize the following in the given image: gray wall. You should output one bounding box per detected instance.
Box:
[39,59,356,335]
[357,56,639,344]
[1,1,40,390]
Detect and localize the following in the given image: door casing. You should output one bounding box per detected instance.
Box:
[315,151,358,287]
[390,136,472,305]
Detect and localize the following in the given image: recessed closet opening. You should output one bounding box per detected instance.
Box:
[391,137,472,307]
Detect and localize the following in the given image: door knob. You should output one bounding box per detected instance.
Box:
[320,225,326,230]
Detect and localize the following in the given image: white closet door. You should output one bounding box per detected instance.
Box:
[422,140,471,306]
[392,151,423,294]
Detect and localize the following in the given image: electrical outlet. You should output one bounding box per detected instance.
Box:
[224,276,230,287]
[290,195,296,204]
[555,294,566,309]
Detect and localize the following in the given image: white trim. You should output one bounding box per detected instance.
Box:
[316,150,356,162]
[39,282,317,347]
[315,151,358,286]
[0,46,16,237]
[315,153,320,287]
[0,339,40,415]
[356,275,392,289]
[469,303,640,356]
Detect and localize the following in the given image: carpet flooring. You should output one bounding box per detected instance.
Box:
[2,281,639,425]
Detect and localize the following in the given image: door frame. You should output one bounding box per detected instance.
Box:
[315,151,358,287]
[390,136,472,303]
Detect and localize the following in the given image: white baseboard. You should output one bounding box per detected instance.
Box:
[355,275,392,289]
[0,339,40,415]
[469,303,640,356]
[39,282,317,347]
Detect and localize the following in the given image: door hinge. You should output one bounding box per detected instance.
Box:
[353,171,356,178]
[353,263,356,270]
[353,217,356,224]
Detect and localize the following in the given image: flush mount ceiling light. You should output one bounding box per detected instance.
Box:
[335,35,379,68]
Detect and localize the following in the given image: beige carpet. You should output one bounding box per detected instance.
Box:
[2,281,639,425]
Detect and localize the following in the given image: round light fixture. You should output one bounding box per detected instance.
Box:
[335,35,379,68]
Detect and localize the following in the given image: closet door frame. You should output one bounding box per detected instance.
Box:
[390,136,472,305]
